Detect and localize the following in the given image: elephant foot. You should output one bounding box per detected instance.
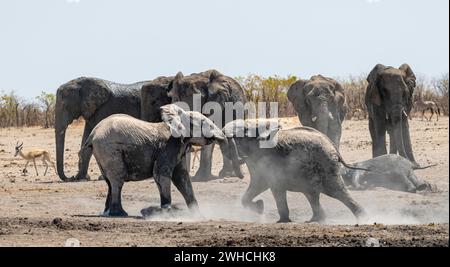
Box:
[104,208,128,217]
[72,173,91,182]
[191,172,219,182]
[219,168,244,179]
[248,200,264,214]
[416,182,431,192]
[276,217,292,223]
[305,216,325,224]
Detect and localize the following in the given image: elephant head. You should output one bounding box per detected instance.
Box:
[366,63,417,163]
[141,76,174,122]
[219,119,281,178]
[287,75,346,147]
[55,78,112,181]
[160,104,226,146]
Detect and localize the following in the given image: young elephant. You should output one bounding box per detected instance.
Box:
[341,154,434,193]
[84,104,226,217]
[221,120,366,223]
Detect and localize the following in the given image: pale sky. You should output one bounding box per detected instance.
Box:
[0,0,448,98]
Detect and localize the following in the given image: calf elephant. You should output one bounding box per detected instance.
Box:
[55,77,148,182]
[84,104,227,217]
[221,120,366,223]
[365,64,417,164]
[168,70,247,181]
[287,75,347,148]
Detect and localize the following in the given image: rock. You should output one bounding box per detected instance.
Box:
[365,237,380,247]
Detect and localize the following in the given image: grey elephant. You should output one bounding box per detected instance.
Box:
[221,120,366,223]
[287,75,347,148]
[84,104,227,217]
[341,154,434,193]
[55,77,149,182]
[140,76,174,122]
[365,64,417,164]
[168,70,247,181]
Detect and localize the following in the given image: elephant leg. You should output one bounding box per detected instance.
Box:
[218,156,234,178]
[270,188,291,223]
[108,180,127,217]
[104,178,112,214]
[172,163,199,213]
[304,191,326,223]
[193,144,215,181]
[389,131,397,155]
[241,176,268,214]
[369,116,387,158]
[155,174,172,210]
[74,123,93,181]
[322,177,365,222]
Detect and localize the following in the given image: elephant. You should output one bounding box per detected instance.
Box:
[168,70,247,181]
[341,154,434,193]
[140,76,174,122]
[83,104,227,217]
[55,77,149,182]
[220,120,366,223]
[287,75,347,148]
[365,64,417,164]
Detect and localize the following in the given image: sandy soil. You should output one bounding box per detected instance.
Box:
[0,117,448,247]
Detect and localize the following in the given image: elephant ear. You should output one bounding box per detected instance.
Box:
[161,104,188,138]
[399,64,416,92]
[256,120,281,141]
[287,79,311,126]
[80,79,112,119]
[366,64,386,106]
[167,72,184,99]
[207,70,231,104]
[332,81,347,122]
[399,64,416,113]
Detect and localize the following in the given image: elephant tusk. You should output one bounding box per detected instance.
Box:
[328,112,334,120]
[311,116,317,122]
[403,110,408,118]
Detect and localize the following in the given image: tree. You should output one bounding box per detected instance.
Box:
[36,91,56,128]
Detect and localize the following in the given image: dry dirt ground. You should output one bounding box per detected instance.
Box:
[0,117,448,247]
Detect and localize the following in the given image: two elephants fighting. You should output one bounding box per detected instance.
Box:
[55,70,245,182]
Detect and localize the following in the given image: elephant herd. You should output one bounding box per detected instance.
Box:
[54,64,428,222]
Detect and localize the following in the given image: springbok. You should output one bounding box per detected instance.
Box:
[190,145,202,171]
[14,141,56,176]
[413,99,441,121]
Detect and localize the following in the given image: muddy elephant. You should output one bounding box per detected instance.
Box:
[287,75,347,148]
[55,77,148,182]
[168,70,247,181]
[140,76,174,122]
[221,120,366,223]
[84,104,227,217]
[341,154,434,193]
[365,64,417,164]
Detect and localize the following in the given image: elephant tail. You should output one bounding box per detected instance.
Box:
[337,154,371,172]
[413,163,437,170]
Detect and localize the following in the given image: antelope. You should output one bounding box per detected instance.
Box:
[413,99,441,121]
[190,145,202,171]
[14,141,56,176]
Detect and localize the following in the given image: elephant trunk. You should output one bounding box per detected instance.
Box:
[390,107,408,159]
[219,138,244,178]
[55,110,73,182]
[312,103,330,135]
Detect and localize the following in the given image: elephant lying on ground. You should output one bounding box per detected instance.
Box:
[221,120,366,223]
[341,154,435,193]
[287,75,347,148]
[84,104,227,217]
[55,77,149,182]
